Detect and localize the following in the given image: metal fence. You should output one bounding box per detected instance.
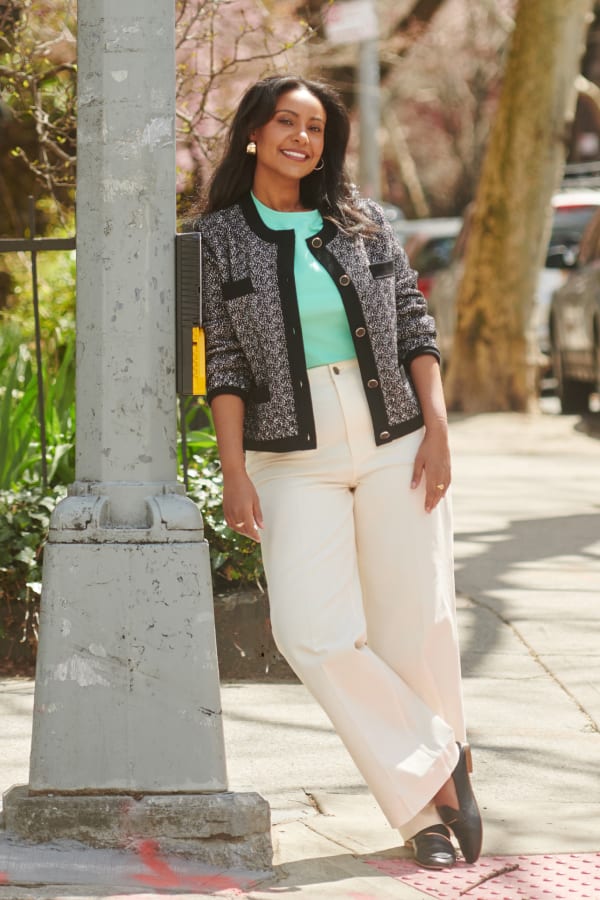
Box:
[0,197,76,490]
[0,200,196,491]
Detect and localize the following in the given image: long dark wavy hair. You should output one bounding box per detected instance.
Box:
[193,74,375,233]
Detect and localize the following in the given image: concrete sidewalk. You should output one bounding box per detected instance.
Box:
[1,403,599,898]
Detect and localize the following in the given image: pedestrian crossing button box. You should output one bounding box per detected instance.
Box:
[175,232,205,395]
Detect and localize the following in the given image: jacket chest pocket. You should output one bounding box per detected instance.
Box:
[364,259,396,332]
[369,259,394,280]
[221,276,261,328]
[222,277,255,301]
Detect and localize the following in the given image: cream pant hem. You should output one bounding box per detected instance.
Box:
[246,359,466,835]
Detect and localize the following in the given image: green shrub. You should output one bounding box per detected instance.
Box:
[187,450,265,590]
[0,238,75,668]
[0,485,65,673]
[181,399,264,590]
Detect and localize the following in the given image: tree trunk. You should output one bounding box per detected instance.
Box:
[383,103,431,217]
[444,0,595,412]
[394,0,447,33]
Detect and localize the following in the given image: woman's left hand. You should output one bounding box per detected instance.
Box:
[410,425,451,513]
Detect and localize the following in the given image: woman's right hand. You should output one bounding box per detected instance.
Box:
[222,469,264,542]
[210,394,263,540]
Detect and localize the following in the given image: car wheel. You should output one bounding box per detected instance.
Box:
[554,348,592,414]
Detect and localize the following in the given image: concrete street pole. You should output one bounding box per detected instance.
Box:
[323,2,381,199]
[3,0,271,868]
[358,36,381,201]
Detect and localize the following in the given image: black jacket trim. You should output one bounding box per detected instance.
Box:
[244,413,424,450]
[199,194,439,453]
[274,231,317,447]
[369,259,394,279]
[240,193,285,243]
[207,385,248,404]
[376,413,424,445]
[222,277,254,300]
[238,193,321,448]
[248,383,271,404]
[307,240,391,441]
[239,192,337,247]
[244,432,317,452]
[404,347,441,368]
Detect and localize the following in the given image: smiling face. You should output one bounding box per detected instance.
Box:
[250,87,326,200]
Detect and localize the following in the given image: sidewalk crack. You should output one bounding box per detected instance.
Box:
[465,595,599,734]
[302,789,331,816]
[301,818,358,854]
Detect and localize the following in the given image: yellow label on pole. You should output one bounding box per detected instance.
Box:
[191,326,206,396]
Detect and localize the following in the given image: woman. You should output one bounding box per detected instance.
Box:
[193,74,482,869]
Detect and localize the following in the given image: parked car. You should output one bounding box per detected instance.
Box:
[536,191,600,361]
[402,219,462,298]
[550,206,600,413]
[427,190,600,374]
[380,202,406,243]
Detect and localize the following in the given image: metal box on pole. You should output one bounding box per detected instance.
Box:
[175,232,205,396]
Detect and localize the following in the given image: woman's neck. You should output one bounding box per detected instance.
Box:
[252,178,307,212]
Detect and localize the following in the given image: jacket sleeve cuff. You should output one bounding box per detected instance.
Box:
[403,347,441,370]
[207,385,248,405]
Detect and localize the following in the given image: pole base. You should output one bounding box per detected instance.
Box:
[30,539,228,792]
[3,785,272,870]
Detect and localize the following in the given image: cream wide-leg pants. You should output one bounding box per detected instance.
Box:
[245,359,466,839]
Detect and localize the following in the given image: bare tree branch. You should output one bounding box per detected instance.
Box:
[1,0,310,218]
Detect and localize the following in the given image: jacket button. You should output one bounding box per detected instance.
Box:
[367,378,379,389]
[339,274,350,286]
[379,431,391,440]
[311,236,323,248]
[355,327,366,337]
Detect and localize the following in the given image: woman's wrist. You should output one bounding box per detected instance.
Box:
[220,460,247,478]
[424,415,449,435]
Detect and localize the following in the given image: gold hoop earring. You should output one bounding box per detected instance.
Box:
[313,158,324,171]
[246,141,257,155]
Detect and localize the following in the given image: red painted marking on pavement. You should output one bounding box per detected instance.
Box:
[132,840,176,887]
[131,839,247,893]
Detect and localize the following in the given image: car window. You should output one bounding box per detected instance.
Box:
[411,237,457,274]
[549,206,600,250]
[440,200,600,267]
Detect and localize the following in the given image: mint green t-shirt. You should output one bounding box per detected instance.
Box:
[252,193,356,369]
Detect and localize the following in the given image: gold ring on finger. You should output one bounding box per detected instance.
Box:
[436,483,445,491]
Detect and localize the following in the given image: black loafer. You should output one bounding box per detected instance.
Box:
[406,823,456,869]
[437,743,483,864]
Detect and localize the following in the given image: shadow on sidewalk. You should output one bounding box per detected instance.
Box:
[455,512,600,677]
[263,846,413,894]
[576,411,600,439]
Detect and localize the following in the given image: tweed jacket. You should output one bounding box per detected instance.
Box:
[196,192,440,452]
